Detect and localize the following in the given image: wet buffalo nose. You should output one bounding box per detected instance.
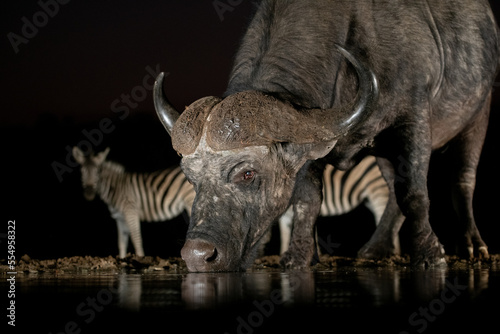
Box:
[181,239,219,272]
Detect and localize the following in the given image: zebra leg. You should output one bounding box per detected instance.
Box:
[278,206,294,255]
[125,212,145,257]
[449,96,490,259]
[115,217,130,259]
[358,157,404,259]
[110,208,130,259]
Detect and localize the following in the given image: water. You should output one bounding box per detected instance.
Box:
[7,267,500,333]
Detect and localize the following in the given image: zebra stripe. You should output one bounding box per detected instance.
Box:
[320,156,388,220]
[279,156,391,255]
[97,164,195,223]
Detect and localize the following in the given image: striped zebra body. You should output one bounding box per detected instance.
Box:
[279,156,392,255]
[320,156,388,220]
[99,165,195,222]
[73,147,194,258]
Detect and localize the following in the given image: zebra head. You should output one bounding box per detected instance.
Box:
[73,147,110,201]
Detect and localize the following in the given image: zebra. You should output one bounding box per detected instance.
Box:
[73,147,392,258]
[73,147,195,258]
[278,156,394,255]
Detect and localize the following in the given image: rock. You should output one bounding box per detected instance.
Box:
[20,254,31,263]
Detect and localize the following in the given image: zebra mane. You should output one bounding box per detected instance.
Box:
[101,160,125,174]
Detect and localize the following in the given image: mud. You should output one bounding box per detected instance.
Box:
[1,253,184,274]
[2,253,499,274]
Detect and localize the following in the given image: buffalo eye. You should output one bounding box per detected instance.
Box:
[229,164,258,185]
[233,170,256,184]
[243,170,255,180]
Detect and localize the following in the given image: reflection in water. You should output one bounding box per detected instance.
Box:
[356,269,402,306]
[181,273,243,309]
[279,272,314,305]
[13,267,497,333]
[467,269,489,298]
[180,271,315,309]
[116,274,141,311]
[411,269,448,302]
[111,268,492,312]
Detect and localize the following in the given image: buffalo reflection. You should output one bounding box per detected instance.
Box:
[111,268,490,311]
[181,271,314,309]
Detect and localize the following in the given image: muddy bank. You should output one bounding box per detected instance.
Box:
[257,254,500,270]
[0,254,184,274]
[2,253,500,274]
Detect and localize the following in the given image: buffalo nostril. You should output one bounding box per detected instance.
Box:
[204,247,218,262]
[193,245,217,262]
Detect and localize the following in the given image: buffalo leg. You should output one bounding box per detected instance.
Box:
[280,161,323,269]
[449,95,490,259]
[392,124,445,267]
[358,157,404,258]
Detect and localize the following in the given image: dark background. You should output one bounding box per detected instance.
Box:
[2,1,499,260]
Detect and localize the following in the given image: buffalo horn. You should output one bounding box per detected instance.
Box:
[334,45,378,133]
[305,45,379,137]
[154,72,180,136]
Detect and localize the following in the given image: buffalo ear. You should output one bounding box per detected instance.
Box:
[303,140,338,160]
[281,139,337,171]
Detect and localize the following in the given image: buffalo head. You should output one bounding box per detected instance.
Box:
[154,46,378,272]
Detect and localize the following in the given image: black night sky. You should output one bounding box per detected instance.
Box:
[2,1,500,259]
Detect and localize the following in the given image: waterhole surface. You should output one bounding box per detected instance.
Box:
[6,263,500,333]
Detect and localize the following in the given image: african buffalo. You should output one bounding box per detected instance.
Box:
[154,0,499,271]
